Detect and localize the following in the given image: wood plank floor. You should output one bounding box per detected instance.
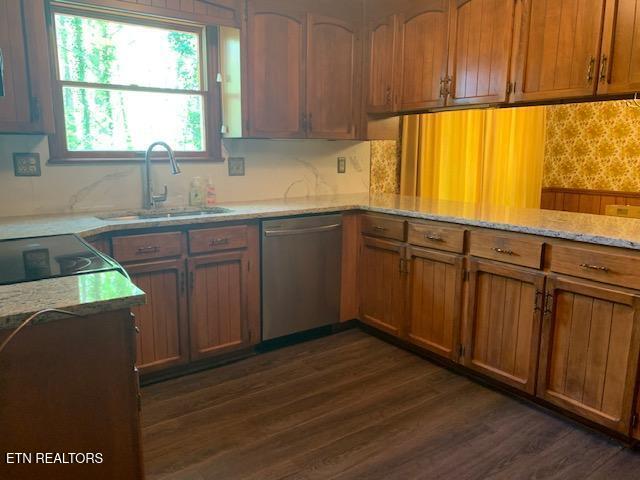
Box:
[142,329,640,480]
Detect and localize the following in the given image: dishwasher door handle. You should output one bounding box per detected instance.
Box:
[263,223,342,237]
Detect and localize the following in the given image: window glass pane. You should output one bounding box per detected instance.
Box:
[62,87,205,152]
[54,13,201,90]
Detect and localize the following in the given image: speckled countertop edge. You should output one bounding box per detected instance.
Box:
[0,271,145,330]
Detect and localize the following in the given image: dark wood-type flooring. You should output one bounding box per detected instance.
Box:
[142,329,640,480]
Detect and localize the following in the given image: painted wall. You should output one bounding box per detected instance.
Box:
[0,135,370,217]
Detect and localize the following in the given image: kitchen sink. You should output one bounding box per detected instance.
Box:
[98,207,233,221]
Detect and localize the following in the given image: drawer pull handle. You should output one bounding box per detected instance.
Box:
[210,237,229,246]
[580,263,609,272]
[136,245,159,254]
[374,225,387,231]
[492,247,514,255]
[425,233,443,242]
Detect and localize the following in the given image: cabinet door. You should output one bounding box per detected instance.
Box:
[407,246,464,361]
[447,0,517,106]
[464,259,545,394]
[360,236,406,336]
[188,250,252,361]
[397,0,450,111]
[246,1,306,138]
[127,259,189,374]
[365,13,398,113]
[538,275,640,434]
[598,0,640,95]
[306,14,359,139]
[0,0,53,133]
[511,0,606,102]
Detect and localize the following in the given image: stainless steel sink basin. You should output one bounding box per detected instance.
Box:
[98,207,233,221]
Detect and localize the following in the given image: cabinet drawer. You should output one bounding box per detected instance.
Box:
[189,225,248,254]
[112,232,183,263]
[550,243,640,290]
[407,221,465,253]
[469,230,543,269]
[361,214,405,241]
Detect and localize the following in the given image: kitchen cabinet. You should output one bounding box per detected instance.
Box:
[306,14,360,139]
[0,0,54,133]
[464,259,544,394]
[364,1,398,113]
[0,309,143,480]
[407,246,463,360]
[360,235,406,336]
[188,250,253,360]
[111,223,260,377]
[511,0,606,102]
[598,0,640,95]
[447,0,517,106]
[246,0,361,139]
[397,0,450,111]
[538,275,640,434]
[126,259,190,374]
[246,2,306,138]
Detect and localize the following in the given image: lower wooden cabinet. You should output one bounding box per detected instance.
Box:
[406,246,463,360]
[127,259,189,374]
[537,275,640,434]
[464,259,545,394]
[188,250,253,360]
[359,235,406,335]
[113,223,260,377]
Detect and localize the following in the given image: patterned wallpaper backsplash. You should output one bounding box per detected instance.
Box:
[544,100,640,192]
[369,99,640,196]
[369,140,401,194]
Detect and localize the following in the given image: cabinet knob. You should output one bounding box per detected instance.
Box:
[424,233,443,242]
[586,56,596,83]
[492,247,514,255]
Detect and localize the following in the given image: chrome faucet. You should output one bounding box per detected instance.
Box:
[143,141,182,210]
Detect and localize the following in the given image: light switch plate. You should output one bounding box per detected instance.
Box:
[337,157,346,174]
[228,157,245,176]
[13,153,41,177]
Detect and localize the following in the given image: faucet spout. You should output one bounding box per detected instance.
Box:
[143,142,182,210]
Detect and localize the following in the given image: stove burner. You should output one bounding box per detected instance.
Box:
[58,255,93,273]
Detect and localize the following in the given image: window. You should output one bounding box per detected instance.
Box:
[48,7,220,162]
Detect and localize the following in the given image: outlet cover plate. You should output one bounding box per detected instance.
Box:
[337,157,346,174]
[228,157,245,176]
[13,153,41,177]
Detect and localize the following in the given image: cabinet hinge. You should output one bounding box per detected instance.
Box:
[632,413,638,429]
[464,271,470,282]
[458,344,466,358]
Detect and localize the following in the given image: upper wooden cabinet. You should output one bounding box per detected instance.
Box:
[0,0,54,134]
[365,11,398,113]
[246,3,307,138]
[598,0,640,95]
[246,0,361,139]
[306,14,360,139]
[447,0,518,106]
[538,275,640,434]
[398,0,450,111]
[511,0,606,102]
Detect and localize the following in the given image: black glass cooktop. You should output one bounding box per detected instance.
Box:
[0,234,120,285]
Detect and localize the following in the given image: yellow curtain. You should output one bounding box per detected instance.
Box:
[400,107,546,209]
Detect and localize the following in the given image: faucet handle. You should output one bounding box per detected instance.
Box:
[152,185,168,205]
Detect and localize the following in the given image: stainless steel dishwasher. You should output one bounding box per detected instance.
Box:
[262,214,342,340]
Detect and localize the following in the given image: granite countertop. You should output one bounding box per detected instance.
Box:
[0,271,145,330]
[3,192,640,328]
[2,192,640,249]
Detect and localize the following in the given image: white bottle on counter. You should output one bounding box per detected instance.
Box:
[205,178,217,207]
